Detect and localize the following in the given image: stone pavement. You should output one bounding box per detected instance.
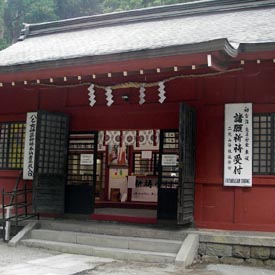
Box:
[1,252,275,275]
[0,253,114,275]
[82,261,275,275]
[1,240,275,275]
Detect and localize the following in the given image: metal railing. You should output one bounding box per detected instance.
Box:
[1,171,39,241]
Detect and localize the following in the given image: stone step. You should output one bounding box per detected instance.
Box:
[30,229,182,253]
[39,220,187,241]
[21,239,177,263]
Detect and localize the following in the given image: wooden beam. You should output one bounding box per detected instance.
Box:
[207,54,229,72]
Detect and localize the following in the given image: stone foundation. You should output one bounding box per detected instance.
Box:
[197,231,275,267]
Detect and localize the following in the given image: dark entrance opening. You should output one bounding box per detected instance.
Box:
[157,103,196,225]
[157,130,179,220]
[63,103,196,223]
[65,132,98,214]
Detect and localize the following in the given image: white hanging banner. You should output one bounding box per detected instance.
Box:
[105,87,114,107]
[224,103,252,187]
[23,112,37,180]
[88,83,96,107]
[105,130,120,145]
[139,85,146,105]
[123,130,136,145]
[103,129,160,148]
[136,130,160,150]
[158,81,166,103]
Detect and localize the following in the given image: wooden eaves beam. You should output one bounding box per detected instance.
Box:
[207,54,230,72]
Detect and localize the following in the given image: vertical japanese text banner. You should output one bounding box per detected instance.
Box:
[23,112,37,180]
[224,103,252,187]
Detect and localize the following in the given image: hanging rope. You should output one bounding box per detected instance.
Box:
[35,67,243,89]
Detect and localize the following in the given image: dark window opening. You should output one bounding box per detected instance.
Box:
[253,114,274,174]
[37,113,68,174]
[0,122,25,169]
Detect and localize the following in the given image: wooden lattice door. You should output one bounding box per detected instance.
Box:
[32,111,69,214]
[177,103,196,225]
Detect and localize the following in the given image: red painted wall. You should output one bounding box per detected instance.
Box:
[1,61,275,231]
[195,62,275,232]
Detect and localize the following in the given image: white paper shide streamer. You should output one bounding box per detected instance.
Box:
[88,83,96,107]
[158,81,166,103]
[87,80,169,107]
[139,84,146,105]
[105,86,114,107]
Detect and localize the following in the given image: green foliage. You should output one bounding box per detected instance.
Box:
[103,0,145,12]
[4,0,58,43]
[0,0,194,48]
[102,0,196,12]
[0,38,8,50]
[25,0,58,23]
[56,0,103,19]
[0,0,4,39]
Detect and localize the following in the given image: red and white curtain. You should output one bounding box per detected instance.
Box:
[98,130,160,149]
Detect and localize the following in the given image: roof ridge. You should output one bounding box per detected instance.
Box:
[19,0,275,41]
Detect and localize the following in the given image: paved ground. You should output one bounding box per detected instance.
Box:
[0,241,58,266]
[83,261,275,275]
[1,241,275,275]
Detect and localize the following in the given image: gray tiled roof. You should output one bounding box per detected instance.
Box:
[0,1,275,68]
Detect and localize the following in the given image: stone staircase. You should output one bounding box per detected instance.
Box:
[19,220,194,264]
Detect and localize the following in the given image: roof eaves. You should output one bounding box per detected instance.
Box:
[239,42,275,53]
[0,38,238,74]
[19,0,275,40]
